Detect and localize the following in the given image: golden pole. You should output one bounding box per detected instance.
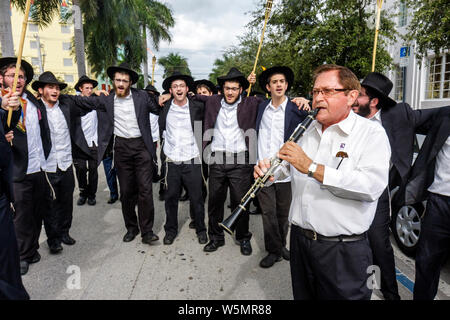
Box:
[8,0,33,127]
[372,0,384,72]
[151,56,156,86]
[247,0,273,97]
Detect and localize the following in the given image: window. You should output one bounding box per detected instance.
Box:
[31,57,40,66]
[426,54,450,99]
[394,66,404,102]
[61,25,71,34]
[30,40,38,49]
[62,42,71,51]
[29,23,38,32]
[63,58,73,67]
[64,74,74,83]
[398,1,407,27]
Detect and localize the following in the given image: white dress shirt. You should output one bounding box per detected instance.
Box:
[287,110,391,236]
[428,136,450,197]
[211,97,247,153]
[81,110,98,147]
[163,100,199,162]
[22,93,47,173]
[150,113,159,143]
[44,100,73,172]
[113,92,141,138]
[258,97,290,183]
[369,109,382,127]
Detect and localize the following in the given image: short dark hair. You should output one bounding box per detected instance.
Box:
[363,85,382,110]
[196,83,212,94]
[0,63,26,77]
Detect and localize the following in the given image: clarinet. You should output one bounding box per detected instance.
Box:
[220,108,319,235]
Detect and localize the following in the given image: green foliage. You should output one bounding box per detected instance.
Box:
[404,0,450,61]
[158,52,191,78]
[211,0,397,96]
[12,0,61,28]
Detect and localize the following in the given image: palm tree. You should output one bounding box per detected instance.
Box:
[158,52,191,78]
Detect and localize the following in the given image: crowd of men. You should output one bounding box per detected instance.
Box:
[0,55,448,301]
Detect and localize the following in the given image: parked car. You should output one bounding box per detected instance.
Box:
[390,134,426,257]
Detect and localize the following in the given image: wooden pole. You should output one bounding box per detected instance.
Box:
[247,0,273,97]
[151,56,156,86]
[371,0,384,72]
[7,0,32,127]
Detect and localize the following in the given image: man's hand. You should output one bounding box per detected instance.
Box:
[247,72,256,85]
[1,90,21,111]
[5,130,14,143]
[159,93,171,106]
[94,90,109,96]
[291,97,311,111]
[254,158,273,181]
[278,141,312,174]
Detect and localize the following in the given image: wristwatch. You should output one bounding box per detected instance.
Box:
[307,162,317,177]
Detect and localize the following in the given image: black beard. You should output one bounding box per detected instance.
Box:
[356,101,371,118]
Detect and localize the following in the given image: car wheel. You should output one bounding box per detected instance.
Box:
[391,203,424,257]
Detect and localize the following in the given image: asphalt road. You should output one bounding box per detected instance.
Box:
[21,167,450,300]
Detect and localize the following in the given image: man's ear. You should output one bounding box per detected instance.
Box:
[370,97,379,109]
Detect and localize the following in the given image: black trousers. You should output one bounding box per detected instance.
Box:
[290,225,373,300]
[367,188,399,300]
[73,146,98,199]
[13,171,52,261]
[114,136,155,237]
[414,192,450,300]
[207,151,253,242]
[257,182,291,256]
[46,166,75,245]
[164,161,206,236]
[0,195,29,300]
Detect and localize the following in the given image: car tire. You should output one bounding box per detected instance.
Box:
[390,202,425,257]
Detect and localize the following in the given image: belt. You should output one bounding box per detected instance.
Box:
[298,226,366,242]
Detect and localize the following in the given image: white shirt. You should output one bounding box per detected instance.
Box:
[22,93,47,173]
[163,100,199,162]
[113,92,141,138]
[44,100,73,172]
[258,97,290,183]
[369,109,382,127]
[211,97,247,153]
[287,110,391,236]
[81,110,98,147]
[428,136,450,197]
[150,113,159,142]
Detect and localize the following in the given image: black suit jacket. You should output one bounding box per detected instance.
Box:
[158,97,205,158]
[10,91,52,182]
[68,88,160,166]
[396,106,450,206]
[255,99,308,143]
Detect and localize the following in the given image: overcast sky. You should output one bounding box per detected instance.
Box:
[147,0,259,92]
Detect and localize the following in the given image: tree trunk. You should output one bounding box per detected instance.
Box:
[0,0,15,56]
[142,24,149,87]
[72,0,86,77]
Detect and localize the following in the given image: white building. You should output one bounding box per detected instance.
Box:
[384,1,449,109]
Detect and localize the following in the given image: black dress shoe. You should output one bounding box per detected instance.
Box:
[259,253,282,268]
[107,197,118,204]
[249,208,261,215]
[159,193,165,201]
[29,251,41,264]
[77,196,87,206]
[20,260,29,275]
[197,232,208,244]
[49,242,63,254]
[61,234,76,245]
[203,240,224,252]
[188,220,196,229]
[123,230,139,242]
[87,198,96,206]
[240,240,252,256]
[163,233,176,245]
[142,232,159,244]
[282,247,290,260]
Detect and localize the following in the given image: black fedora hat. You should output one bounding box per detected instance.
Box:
[0,56,34,85]
[74,75,98,92]
[107,62,139,85]
[258,66,294,94]
[162,71,194,92]
[144,84,160,96]
[361,72,397,108]
[31,71,67,91]
[193,79,217,94]
[217,67,249,90]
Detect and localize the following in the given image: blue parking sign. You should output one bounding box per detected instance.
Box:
[400,46,410,58]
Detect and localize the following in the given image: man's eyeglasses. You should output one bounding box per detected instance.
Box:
[223,86,241,92]
[4,74,27,81]
[311,88,349,97]
[114,78,130,84]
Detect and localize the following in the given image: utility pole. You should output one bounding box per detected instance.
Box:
[0,0,15,56]
[34,33,44,75]
[73,0,86,77]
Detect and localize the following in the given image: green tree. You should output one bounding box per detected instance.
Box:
[158,52,191,78]
[404,0,450,61]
